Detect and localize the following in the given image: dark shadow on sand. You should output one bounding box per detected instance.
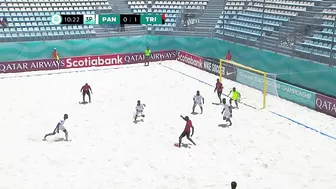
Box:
[134,119,144,124]
[212,102,221,105]
[180,143,192,148]
[218,124,231,128]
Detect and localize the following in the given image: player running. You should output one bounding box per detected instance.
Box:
[221,98,232,126]
[228,87,240,109]
[178,115,196,148]
[134,100,146,122]
[80,83,92,103]
[43,114,69,141]
[214,78,223,103]
[192,91,204,114]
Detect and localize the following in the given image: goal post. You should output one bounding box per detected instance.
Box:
[219,59,277,109]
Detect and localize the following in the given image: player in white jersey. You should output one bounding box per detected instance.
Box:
[134,100,146,122]
[43,114,69,141]
[221,98,232,126]
[192,91,205,114]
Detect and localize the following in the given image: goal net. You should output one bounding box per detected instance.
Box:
[219,59,278,110]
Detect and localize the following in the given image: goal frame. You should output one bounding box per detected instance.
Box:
[219,59,267,109]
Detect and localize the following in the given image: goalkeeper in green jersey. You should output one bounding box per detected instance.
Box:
[228,87,241,109]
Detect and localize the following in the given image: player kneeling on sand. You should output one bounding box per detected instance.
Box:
[134,100,146,122]
[43,114,69,141]
[221,98,232,126]
[192,91,204,114]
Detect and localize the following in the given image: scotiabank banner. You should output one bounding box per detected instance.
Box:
[0,59,66,73]
[0,50,176,73]
[65,53,123,68]
[66,50,177,68]
[202,57,237,81]
[315,93,336,117]
[177,50,204,69]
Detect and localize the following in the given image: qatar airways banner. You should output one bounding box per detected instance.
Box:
[177,50,204,70]
[0,50,176,73]
[122,50,177,64]
[315,93,336,117]
[0,59,66,73]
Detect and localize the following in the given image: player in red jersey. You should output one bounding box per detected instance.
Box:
[178,115,196,148]
[80,83,92,103]
[214,78,223,103]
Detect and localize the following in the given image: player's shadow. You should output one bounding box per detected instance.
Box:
[180,143,192,148]
[218,124,231,128]
[212,102,221,105]
[191,112,199,115]
[53,137,65,142]
[79,102,88,105]
[134,119,144,124]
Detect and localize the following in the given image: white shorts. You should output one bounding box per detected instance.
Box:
[194,102,203,107]
[58,125,66,132]
[135,111,144,117]
[223,112,231,119]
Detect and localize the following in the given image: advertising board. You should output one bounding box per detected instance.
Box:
[0,50,177,73]
[316,93,336,117]
[177,50,203,70]
[202,58,237,81]
[0,59,66,73]
[236,68,316,108]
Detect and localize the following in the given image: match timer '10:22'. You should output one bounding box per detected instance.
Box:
[51,14,165,25]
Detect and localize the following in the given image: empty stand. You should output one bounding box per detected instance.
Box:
[196,0,225,30]
[215,0,316,42]
[295,3,336,58]
[0,0,113,41]
[127,0,208,31]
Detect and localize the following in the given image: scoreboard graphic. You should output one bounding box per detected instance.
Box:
[51,14,165,25]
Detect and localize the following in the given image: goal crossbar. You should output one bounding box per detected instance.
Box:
[219,59,267,109]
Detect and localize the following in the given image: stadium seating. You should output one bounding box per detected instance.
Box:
[215,0,315,41]
[0,0,113,41]
[127,0,208,31]
[0,0,334,60]
[295,4,336,58]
